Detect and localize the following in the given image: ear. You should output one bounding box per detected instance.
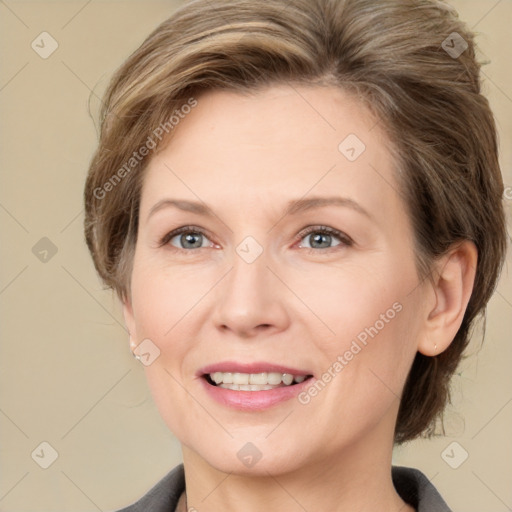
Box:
[417,241,478,356]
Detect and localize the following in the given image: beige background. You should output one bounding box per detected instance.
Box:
[0,1,511,511]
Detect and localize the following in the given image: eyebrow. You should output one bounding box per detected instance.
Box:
[147,196,372,221]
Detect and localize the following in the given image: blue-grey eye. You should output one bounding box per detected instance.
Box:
[300,229,343,249]
[169,230,210,249]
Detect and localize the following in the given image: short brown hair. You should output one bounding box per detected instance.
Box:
[84,0,507,443]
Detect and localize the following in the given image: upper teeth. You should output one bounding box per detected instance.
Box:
[209,372,306,387]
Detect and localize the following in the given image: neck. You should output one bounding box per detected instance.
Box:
[181,422,414,512]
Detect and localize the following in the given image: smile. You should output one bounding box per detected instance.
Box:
[206,371,309,391]
[198,363,315,410]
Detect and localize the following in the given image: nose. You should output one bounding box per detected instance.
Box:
[212,247,291,339]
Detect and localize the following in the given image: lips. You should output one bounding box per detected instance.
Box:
[197,361,314,410]
[197,361,316,412]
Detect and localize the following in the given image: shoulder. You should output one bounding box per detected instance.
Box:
[111,464,185,512]
[392,465,452,512]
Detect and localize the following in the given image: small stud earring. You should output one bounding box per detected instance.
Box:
[129,338,140,359]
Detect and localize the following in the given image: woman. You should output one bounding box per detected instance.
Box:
[84,0,507,510]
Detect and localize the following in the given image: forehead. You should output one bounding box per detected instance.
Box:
[140,84,403,223]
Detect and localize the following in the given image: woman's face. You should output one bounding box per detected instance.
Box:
[124,84,431,474]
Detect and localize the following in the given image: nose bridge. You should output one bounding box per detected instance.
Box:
[225,243,273,312]
[212,238,289,335]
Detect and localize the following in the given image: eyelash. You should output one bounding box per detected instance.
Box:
[158,225,353,255]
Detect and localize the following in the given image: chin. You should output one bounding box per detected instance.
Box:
[185,436,308,477]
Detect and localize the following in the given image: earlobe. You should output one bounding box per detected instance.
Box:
[122,297,138,344]
[417,241,478,356]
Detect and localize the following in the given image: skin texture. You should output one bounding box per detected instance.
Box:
[123,84,477,512]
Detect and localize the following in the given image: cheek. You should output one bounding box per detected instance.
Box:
[130,259,208,341]
[304,255,416,342]
[304,257,420,403]
[128,263,199,435]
